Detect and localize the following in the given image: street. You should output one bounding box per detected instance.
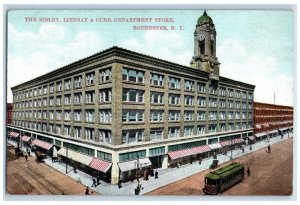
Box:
[147,137,293,195]
[6,144,99,195]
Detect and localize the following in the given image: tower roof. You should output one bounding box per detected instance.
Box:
[197,10,213,25]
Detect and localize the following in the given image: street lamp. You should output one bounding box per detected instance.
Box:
[135,154,142,195]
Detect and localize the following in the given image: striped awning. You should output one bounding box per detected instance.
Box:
[89,158,112,173]
[168,145,211,160]
[118,158,152,172]
[21,135,31,142]
[9,132,19,138]
[208,143,222,150]
[219,138,244,147]
[32,139,53,150]
[255,132,267,138]
[268,130,278,135]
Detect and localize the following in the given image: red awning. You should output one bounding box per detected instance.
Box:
[219,138,244,147]
[32,139,53,150]
[9,132,19,138]
[168,145,211,160]
[89,158,112,173]
[21,135,31,142]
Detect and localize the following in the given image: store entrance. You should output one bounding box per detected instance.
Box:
[149,155,163,169]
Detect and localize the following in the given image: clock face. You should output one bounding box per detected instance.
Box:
[198,33,205,41]
[210,33,214,41]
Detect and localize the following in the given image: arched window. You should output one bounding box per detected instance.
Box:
[200,40,205,55]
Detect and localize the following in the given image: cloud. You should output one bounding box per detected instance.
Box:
[7,24,102,102]
[218,39,293,106]
[121,30,192,66]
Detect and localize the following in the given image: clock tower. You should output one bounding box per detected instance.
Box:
[190,11,220,79]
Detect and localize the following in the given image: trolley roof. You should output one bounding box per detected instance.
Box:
[205,162,244,180]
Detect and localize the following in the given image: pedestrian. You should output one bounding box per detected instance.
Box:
[118,178,122,189]
[25,154,28,162]
[74,164,77,174]
[268,144,271,154]
[150,166,154,177]
[242,145,245,153]
[190,156,193,164]
[199,156,202,165]
[247,167,251,176]
[143,170,147,180]
[26,148,30,157]
[97,175,100,185]
[91,177,97,187]
[85,187,90,195]
[155,170,158,179]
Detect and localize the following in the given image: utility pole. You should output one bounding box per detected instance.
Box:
[66,143,68,174]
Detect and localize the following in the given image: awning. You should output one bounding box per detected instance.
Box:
[32,139,53,150]
[9,132,19,138]
[118,158,152,172]
[21,135,31,142]
[279,128,289,132]
[57,147,92,166]
[267,130,278,135]
[168,145,211,160]
[248,136,255,141]
[219,138,244,147]
[89,158,112,173]
[208,143,222,150]
[255,132,267,138]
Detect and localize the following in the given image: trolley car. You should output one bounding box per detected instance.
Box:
[202,162,244,195]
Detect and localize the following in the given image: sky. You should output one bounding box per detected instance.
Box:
[6,10,294,106]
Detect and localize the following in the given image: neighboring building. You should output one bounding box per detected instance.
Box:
[253,102,293,141]
[7,103,13,125]
[8,11,255,184]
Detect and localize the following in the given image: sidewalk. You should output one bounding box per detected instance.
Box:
[7,133,292,195]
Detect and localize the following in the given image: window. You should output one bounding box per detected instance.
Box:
[209,111,217,120]
[242,123,247,129]
[228,123,234,131]
[99,89,112,102]
[209,124,217,133]
[122,129,144,144]
[235,101,241,109]
[197,97,206,107]
[85,91,95,103]
[85,110,95,123]
[64,79,72,90]
[56,124,61,134]
[219,111,226,120]
[122,88,144,103]
[184,95,194,106]
[150,128,163,141]
[122,68,144,83]
[242,102,247,109]
[184,80,193,91]
[235,123,241,130]
[235,90,241,98]
[74,127,81,138]
[99,109,112,123]
[209,85,217,94]
[64,125,71,136]
[38,87,42,95]
[38,99,42,107]
[168,127,180,139]
[64,95,71,105]
[86,72,95,86]
[99,129,112,144]
[184,126,193,137]
[220,99,226,108]
[248,93,253,100]
[184,111,194,121]
[42,98,47,107]
[48,97,54,106]
[168,110,180,121]
[220,87,226,96]
[49,111,54,120]
[49,124,54,133]
[56,96,62,106]
[42,111,47,119]
[220,124,226,132]
[74,93,82,104]
[43,85,48,94]
[209,98,217,107]
[150,73,164,86]
[150,110,164,122]
[169,93,180,105]
[197,111,206,121]
[74,110,82,121]
[37,111,42,119]
[85,128,95,141]
[197,82,206,93]
[64,110,71,121]
[242,92,247,99]
[248,103,253,109]
[235,112,240,119]
[49,84,54,93]
[197,125,205,135]
[74,75,82,88]
[56,81,62,92]
[169,76,180,89]
[248,113,253,119]
[119,150,146,162]
[242,112,246,119]
[228,112,234,120]
[150,92,164,104]
[228,89,234,97]
[228,100,234,108]
[99,68,112,83]
[122,110,144,122]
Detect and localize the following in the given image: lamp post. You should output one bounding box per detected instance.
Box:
[65,143,68,174]
[135,154,141,195]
